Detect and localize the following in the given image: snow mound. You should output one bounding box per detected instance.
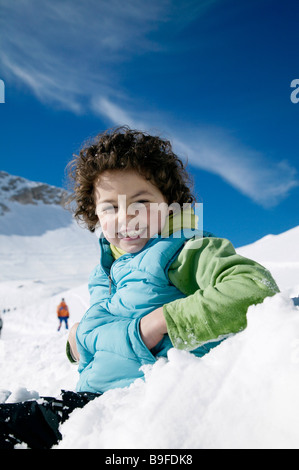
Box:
[56,293,299,449]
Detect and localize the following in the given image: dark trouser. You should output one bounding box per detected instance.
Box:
[58,317,68,330]
[0,390,101,449]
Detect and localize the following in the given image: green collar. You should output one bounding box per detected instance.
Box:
[110,207,197,260]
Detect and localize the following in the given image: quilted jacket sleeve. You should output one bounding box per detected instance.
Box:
[75,305,156,393]
[76,305,155,364]
[163,237,279,350]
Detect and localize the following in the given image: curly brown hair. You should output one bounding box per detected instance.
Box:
[66,126,196,232]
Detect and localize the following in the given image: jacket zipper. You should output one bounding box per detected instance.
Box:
[108,274,112,295]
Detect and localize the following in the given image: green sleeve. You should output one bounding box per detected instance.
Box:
[66,340,79,364]
[163,237,279,350]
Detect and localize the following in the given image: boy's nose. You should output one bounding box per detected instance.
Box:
[117,206,134,229]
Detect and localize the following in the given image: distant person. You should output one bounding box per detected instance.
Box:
[0,315,2,338]
[57,298,69,331]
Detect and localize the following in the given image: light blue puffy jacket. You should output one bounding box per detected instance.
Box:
[75,229,220,393]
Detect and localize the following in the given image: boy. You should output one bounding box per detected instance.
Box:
[67,126,279,394]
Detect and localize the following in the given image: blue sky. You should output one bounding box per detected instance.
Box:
[0,0,298,247]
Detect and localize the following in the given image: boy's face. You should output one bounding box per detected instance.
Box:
[94,169,169,253]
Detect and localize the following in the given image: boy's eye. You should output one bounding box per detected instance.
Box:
[98,204,117,214]
[98,200,150,215]
[131,200,149,206]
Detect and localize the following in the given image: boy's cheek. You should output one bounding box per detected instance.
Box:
[99,217,117,239]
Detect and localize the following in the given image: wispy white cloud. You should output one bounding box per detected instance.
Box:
[172,131,299,208]
[1,0,298,207]
[0,0,217,111]
[92,97,299,208]
[92,97,145,130]
[1,0,143,112]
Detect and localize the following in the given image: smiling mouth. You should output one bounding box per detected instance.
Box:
[118,227,147,239]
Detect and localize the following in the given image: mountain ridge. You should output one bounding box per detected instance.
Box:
[0,170,68,212]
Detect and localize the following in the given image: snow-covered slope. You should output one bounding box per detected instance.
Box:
[236,225,299,294]
[0,171,99,307]
[0,170,74,236]
[0,171,298,449]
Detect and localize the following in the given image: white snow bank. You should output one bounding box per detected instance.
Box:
[56,293,299,449]
[237,225,299,292]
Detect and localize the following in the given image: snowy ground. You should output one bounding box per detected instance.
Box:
[1,226,299,449]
